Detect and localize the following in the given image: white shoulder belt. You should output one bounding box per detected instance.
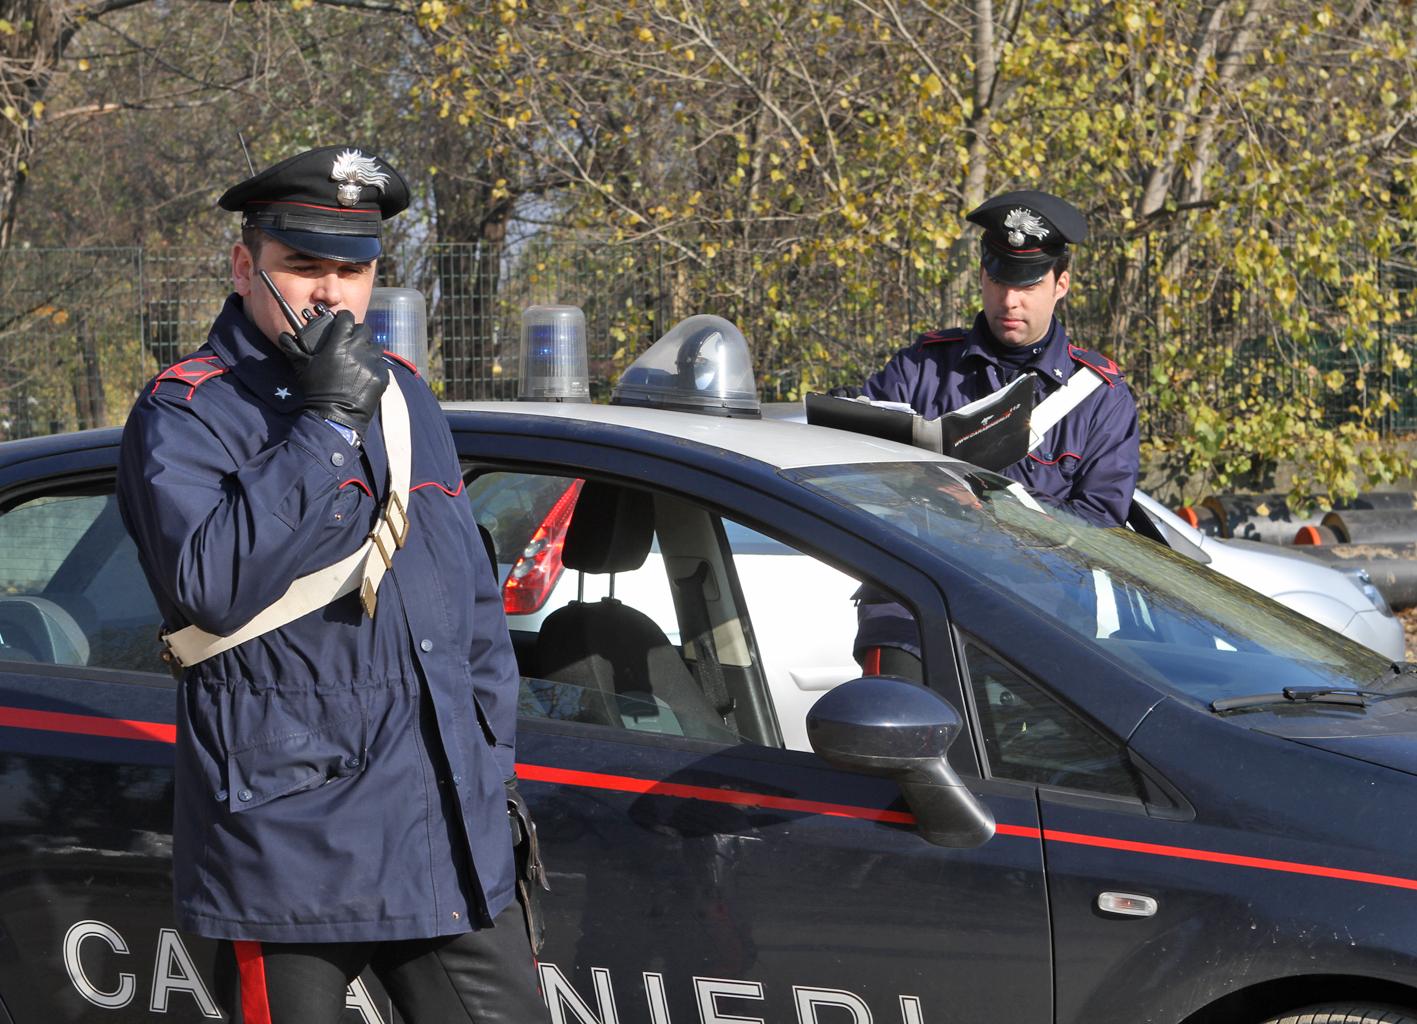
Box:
[1027,365,1106,451]
[162,371,412,670]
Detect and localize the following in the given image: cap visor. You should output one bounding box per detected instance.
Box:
[264,228,381,263]
[980,249,1051,286]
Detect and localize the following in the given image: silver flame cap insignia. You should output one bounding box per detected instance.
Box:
[330,149,390,208]
[1003,207,1049,249]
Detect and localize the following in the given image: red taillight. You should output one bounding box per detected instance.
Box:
[502,479,584,615]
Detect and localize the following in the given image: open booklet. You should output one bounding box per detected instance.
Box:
[804,374,1037,471]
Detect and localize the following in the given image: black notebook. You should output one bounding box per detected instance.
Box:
[805,376,1037,471]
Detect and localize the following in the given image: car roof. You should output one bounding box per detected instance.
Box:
[0,427,121,469]
[0,402,951,479]
[442,400,958,472]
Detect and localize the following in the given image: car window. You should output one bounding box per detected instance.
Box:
[465,469,776,746]
[466,472,578,581]
[962,636,1143,799]
[0,492,164,673]
[719,518,865,751]
[465,469,937,751]
[793,461,1393,707]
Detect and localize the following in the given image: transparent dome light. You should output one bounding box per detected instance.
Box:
[519,305,590,402]
[365,288,429,377]
[611,314,760,418]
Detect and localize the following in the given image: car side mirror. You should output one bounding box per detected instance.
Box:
[807,676,995,848]
[1126,497,1211,565]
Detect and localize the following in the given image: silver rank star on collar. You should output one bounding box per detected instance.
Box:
[275,386,291,399]
[1053,368,1064,378]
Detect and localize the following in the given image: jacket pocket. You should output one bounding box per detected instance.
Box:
[465,667,498,746]
[226,706,368,813]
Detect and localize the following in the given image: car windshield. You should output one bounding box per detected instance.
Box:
[791,461,1394,708]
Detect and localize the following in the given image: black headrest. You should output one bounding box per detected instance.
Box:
[563,482,654,574]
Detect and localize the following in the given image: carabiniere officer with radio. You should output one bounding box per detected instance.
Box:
[116,146,549,1023]
[850,190,1140,528]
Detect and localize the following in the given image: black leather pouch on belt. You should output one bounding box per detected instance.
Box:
[505,777,550,955]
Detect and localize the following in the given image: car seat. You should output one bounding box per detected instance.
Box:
[534,481,727,739]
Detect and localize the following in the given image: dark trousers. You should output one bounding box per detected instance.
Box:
[213,904,546,1024]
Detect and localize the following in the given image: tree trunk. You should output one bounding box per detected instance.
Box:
[946,0,1021,297]
[70,314,104,429]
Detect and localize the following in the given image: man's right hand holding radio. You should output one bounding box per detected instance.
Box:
[279,309,389,436]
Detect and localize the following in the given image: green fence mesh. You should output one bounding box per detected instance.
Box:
[0,239,1411,441]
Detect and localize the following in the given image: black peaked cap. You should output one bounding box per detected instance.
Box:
[966,190,1087,286]
[219,145,410,262]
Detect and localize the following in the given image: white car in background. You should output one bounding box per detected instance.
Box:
[1132,490,1404,662]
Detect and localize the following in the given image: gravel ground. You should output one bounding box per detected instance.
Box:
[1400,606,1417,662]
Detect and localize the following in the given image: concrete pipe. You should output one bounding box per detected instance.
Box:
[1337,491,1417,512]
[1173,505,1223,537]
[1293,524,1343,546]
[1201,493,1325,544]
[1319,509,1417,546]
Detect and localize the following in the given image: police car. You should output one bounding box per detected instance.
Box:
[2,316,1417,1024]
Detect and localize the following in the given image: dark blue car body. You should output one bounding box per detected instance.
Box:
[0,407,1413,1024]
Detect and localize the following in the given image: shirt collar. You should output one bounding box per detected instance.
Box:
[962,312,1072,386]
[203,294,305,415]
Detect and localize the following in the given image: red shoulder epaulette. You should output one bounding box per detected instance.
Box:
[382,350,421,377]
[151,356,227,400]
[1067,344,1122,387]
[918,328,966,346]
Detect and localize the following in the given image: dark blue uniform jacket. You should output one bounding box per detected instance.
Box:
[855,313,1139,661]
[863,312,1139,528]
[117,295,518,943]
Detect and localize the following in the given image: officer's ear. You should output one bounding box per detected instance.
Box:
[1052,268,1070,302]
[231,242,255,297]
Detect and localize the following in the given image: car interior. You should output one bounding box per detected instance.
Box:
[469,469,790,748]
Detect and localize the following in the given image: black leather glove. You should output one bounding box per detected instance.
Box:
[279,309,388,435]
[826,385,864,399]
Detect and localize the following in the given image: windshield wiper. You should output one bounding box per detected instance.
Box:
[1210,687,1376,714]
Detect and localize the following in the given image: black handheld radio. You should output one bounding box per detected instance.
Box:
[258,270,336,354]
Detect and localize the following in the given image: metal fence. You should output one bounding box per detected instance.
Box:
[0,238,1412,441]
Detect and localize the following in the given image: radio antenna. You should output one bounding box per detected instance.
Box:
[237,132,256,176]
[259,271,306,333]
